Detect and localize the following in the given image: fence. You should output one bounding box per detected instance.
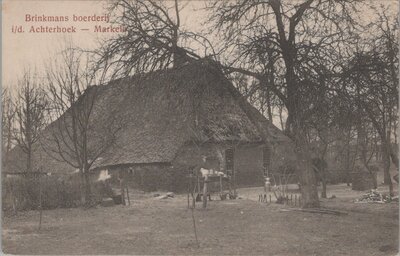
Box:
[258,192,302,206]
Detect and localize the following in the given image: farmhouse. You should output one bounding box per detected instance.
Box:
[5,60,296,192]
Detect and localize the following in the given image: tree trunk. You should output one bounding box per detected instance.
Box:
[299,158,320,208]
[269,1,319,207]
[320,165,327,199]
[6,117,12,155]
[294,131,320,208]
[278,105,285,131]
[389,149,399,169]
[266,89,273,122]
[83,167,92,204]
[285,84,320,208]
[382,145,393,196]
[321,179,327,199]
[27,149,32,172]
[202,176,208,209]
[80,171,86,205]
[343,127,352,186]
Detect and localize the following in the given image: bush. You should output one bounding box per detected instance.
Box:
[2,174,106,213]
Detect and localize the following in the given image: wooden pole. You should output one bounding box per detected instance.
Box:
[187,175,191,209]
[38,174,43,231]
[11,180,17,215]
[120,174,125,205]
[190,207,200,247]
[264,173,267,193]
[197,175,200,194]
[233,169,237,198]
[202,176,208,209]
[126,187,131,206]
[228,175,232,198]
[219,175,223,194]
[192,176,196,208]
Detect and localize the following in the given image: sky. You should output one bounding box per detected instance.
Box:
[2,0,206,86]
[3,0,398,87]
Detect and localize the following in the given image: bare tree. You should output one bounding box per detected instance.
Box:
[208,0,361,208]
[13,70,48,172]
[373,7,399,173]
[2,88,15,160]
[331,4,398,195]
[356,120,379,187]
[43,47,124,204]
[97,0,213,78]
[344,49,397,195]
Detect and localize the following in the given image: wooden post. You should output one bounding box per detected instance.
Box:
[192,176,196,208]
[264,174,267,193]
[233,169,237,198]
[38,174,43,231]
[120,178,125,206]
[126,187,131,205]
[269,194,272,203]
[190,207,199,248]
[187,175,191,209]
[219,175,223,194]
[228,175,232,198]
[192,191,196,209]
[187,186,190,209]
[11,180,17,215]
[203,176,208,209]
[295,195,297,206]
[197,175,201,194]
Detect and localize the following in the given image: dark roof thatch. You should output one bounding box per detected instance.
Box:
[5,60,292,174]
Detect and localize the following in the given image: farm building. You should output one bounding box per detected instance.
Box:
[5,60,296,192]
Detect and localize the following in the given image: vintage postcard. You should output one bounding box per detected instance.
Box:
[2,0,399,255]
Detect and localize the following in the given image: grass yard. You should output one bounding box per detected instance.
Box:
[2,184,399,255]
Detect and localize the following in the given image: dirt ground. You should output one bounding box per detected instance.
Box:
[2,183,399,256]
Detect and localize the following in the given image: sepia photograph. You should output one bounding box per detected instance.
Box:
[1,0,399,255]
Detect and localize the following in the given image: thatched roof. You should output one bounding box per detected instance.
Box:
[5,60,291,174]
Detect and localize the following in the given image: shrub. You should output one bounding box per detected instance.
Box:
[2,174,106,213]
